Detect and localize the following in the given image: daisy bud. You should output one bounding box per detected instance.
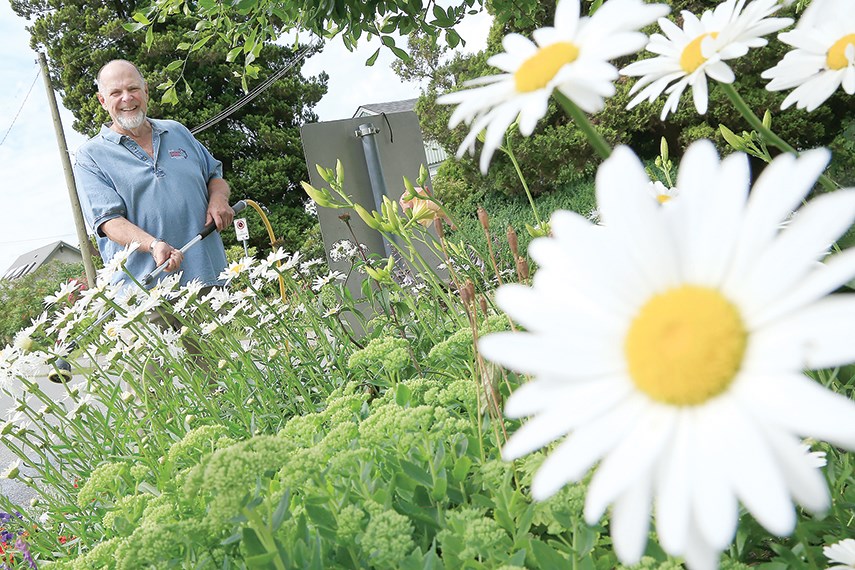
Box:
[217,359,228,370]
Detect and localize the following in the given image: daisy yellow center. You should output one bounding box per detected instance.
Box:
[827,34,855,70]
[657,194,672,204]
[514,42,580,92]
[625,285,747,406]
[680,32,718,74]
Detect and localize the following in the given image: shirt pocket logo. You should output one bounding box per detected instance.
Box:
[169,148,188,159]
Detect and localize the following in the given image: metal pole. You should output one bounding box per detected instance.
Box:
[38,52,97,287]
[355,122,392,256]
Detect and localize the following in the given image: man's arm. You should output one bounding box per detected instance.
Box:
[206,178,234,231]
[100,217,184,273]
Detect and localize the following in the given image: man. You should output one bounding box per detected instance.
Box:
[74,59,234,286]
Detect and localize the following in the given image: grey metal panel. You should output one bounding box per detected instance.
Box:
[301,111,446,333]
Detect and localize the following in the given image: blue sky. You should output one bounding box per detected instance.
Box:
[0,3,489,275]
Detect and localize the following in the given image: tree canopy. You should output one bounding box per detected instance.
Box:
[12,0,328,254]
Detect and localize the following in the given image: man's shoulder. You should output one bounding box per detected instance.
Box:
[75,127,114,162]
[151,118,191,135]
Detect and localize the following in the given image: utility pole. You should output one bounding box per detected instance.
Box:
[38,51,97,286]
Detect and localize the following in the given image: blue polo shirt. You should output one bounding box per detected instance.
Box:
[74,119,228,287]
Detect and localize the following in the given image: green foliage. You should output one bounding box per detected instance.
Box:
[0,261,84,345]
[132,0,482,91]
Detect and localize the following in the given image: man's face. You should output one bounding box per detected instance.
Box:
[97,63,149,132]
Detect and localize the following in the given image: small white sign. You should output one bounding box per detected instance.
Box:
[234,218,249,241]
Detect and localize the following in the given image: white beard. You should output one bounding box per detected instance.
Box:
[116,110,147,131]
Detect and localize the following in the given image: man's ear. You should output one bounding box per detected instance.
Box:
[97,93,107,109]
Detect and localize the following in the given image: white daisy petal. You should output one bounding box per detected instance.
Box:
[502,378,631,459]
[737,373,855,450]
[611,472,654,564]
[720,404,796,537]
[597,146,679,289]
[532,394,647,500]
[654,410,692,554]
[761,427,830,513]
[584,404,675,524]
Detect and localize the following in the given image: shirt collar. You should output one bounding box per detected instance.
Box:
[99,119,167,144]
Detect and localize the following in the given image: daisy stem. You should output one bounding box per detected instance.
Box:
[503,135,544,230]
[553,92,612,160]
[720,83,838,192]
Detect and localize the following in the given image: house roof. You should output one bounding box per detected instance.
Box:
[353,98,419,117]
[2,241,81,281]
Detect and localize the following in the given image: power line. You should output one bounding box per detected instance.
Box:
[0,67,42,147]
[0,232,77,246]
[191,43,316,134]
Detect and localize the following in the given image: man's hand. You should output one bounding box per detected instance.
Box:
[152,240,184,272]
[206,179,233,231]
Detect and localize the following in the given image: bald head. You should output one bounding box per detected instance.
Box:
[96,60,146,95]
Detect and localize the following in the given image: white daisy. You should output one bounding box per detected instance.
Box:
[438,0,669,173]
[43,279,82,306]
[648,180,678,204]
[825,538,855,570]
[219,258,253,282]
[479,140,855,570]
[622,0,792,120]
[762,0,855,111]
[99,241,141,285]
[0,459,21,479]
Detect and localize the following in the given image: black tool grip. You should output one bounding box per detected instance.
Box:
[199,200,247,240]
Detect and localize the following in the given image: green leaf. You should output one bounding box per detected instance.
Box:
[430,471,447,501]
[132,12,152,24]
[304,503,337,531]
[271,489,291,531]
[226,46,243,62]
[165,59,183,71]
[390,45,409,60]
[530,539,569,567]
[446,29,461,49]
[234,0,257,12]
[122,22,147,33]
[246,553,277,569]
[451,456,471,482]
[241,527,267,557]
[160,85,179,105]
[395,383,412,407]
[719,124,745,151]
[365,47,381,66]
[400,460,433,487]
